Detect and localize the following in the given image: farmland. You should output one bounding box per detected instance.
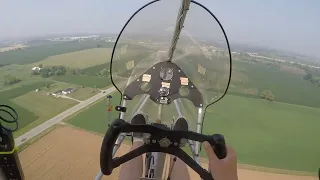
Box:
[0,81,51,132]
[230,60,320,108]
[0,40,117,136]
[33,48,112,69]
[53,75,111,89]
[18,126,316,180]
[1,37,319,177]
[67,94,320,174]
[0,40,113,65]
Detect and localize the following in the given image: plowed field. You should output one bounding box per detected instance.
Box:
[19,126,317,180]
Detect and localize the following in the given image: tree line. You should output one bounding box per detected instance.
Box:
[301,66,320,86]
[31,64,82,78]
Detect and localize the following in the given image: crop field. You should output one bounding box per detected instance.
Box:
[12,91,77,123]
[67,94,320,174]
[0,81,51,131]
[53,75,111,88]
[0,64,45,91]
[67,93,121,134]
[19,126,317,180]
[38,82,99,101]
[231,60,320,108]
[33,48,112,69]
[0,41,113,65]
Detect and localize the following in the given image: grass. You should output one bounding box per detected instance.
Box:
[0,81,52,132]
[203,95,320,173]
[67,92,122,134]
[12,91,77,121]
[67,94,320,173]
[231,61,320,108]
[0,64,46,91]
[33,48,112,69]
[0,40,113,65]
[11,90,78,138]
[41,82,99,101]
[69,87,99,101]
[52,75,111,88]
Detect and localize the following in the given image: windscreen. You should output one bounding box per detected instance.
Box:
[111,0,231,131]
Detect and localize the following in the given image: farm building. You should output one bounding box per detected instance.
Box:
[31,67,41,73]
[52,90,63,97]
[62,88,76,95]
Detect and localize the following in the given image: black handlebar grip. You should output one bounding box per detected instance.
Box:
[100,119,126,175]
[210,134,227,159]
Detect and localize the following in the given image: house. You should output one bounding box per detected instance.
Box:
[32,67,41,72]
[52,90,63,97]
[62,88,76,95]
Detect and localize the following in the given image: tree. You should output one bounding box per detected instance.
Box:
[31,70,39,75]
[260,90,275,101]
[303,73,312,80]
[97,44,102,48]
[4,75,21,85]
[40,68,51,78]
[39,64,43,68]
[100,69,110,77]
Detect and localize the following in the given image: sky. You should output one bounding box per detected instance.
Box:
[0,0,319,57]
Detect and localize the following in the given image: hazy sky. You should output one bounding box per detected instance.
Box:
[0,0,319,57]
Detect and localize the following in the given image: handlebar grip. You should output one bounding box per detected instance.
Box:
[210,134,227,159]
[100,119,126,175]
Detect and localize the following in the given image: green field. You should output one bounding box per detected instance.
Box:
[33,48,112,69]
[67,94,320,173]
[39,82,99,101]
[53,75,111,88]
[0,81,51,131]
[67,93,121,134]
[231,61,320,108]
[0,41,113,65]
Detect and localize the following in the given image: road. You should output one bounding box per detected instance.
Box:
[15,86,117,147]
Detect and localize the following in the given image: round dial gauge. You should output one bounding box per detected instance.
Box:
[159,87,170,96]
[160,68,174,80]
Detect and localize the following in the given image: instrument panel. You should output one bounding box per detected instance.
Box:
[123,61,203,107]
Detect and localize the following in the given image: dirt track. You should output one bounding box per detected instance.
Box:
[19,126,317,180]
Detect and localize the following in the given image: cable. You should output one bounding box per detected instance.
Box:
[0,105,19,132]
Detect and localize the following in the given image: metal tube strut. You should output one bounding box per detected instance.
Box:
[166,0,191,62]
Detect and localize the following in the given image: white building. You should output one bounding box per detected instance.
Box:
[32,67,41,72]
[62,88,76,95]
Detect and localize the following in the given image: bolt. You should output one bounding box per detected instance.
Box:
[174,142,178,146]
[152,140,157,143]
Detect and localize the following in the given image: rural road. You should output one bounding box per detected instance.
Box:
[15,86,117,147]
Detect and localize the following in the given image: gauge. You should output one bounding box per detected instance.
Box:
[159,87,170,96]
[160,68,174,81]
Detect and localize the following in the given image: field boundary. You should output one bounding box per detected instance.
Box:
[18,124,60,152]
